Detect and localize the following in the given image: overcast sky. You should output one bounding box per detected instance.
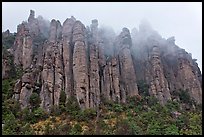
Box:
[2,2,202,72]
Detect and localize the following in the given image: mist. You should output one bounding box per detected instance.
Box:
[2,2,202,72]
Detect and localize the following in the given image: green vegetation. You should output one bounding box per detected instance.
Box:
[137,80,149,96]
[2,79,202,135]
[2,94,202,135]
[2,32,16,49]
[29,92,41,109]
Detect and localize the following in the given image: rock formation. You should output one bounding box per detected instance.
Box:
[148,45,171,105]
[72,21,89,109]
[62,17,76,102]
[88,19,100,108]
[116,28,139,98]
[2,10,202,112]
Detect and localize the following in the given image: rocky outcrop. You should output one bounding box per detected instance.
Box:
[72,21,89,109]
[176,49,202,104]
[103,57,121,102]
[62,17,76,102]
[49,19,62,43]
[13,23,31,69]
[28,10,40,37]
[131,23,202,105]
[19,72,34,109]
[40,20,63,111]
[116,28,139,98]
[148,45,171,105]
[6,10,202,113]
[40,42,63,111]
[13,10,49,70]
[88,19,100,108]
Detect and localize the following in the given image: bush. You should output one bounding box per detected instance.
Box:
[115,118,142,135]
[151,102,164,112]
[164,124,179,135]
[20,107,40,124]
[65,96,80,115]
[75,108,97,122]
[14,65,23,79]
[19,123,34,135]
[137,80,149,96]
[112,103,124,112]
[2,79,15,100]
[59,90,66,106]
[147,121,163,135]
[44,123,71,135]
[2,113,18,135]
[33,107,48,120]
[69,123,82,135]
[146,96,159,107]
[2,33,16,49]
[178,89,192,104]
[128,120,143,135]
[59,104,66,113]
[29,92,41,109]
[165,100,180,111]
[127,96,140,108]
[115,119,131,135]
[20,108,33,122]
[2,98,21,121]
[50,105,61,116]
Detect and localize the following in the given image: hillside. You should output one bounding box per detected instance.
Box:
[2,10,202,135]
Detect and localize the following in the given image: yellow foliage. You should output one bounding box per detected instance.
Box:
[120,112,127,119]
[103,118,117,127]
[81,125,89,134]
[69,120,78,127]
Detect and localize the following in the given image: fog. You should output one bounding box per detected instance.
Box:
[2,2,202,72]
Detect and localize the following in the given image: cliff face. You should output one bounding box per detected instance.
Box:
[3,10,202,112]
[131,22,202,106]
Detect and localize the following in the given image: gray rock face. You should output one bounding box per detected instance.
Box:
[116,28,139,97]
[19,84,33,109]
[13,79,22,100]
[28,10,35,22]
[62,17,76,102]
[148,46,171,105]
[176,50,202,104]
[18,72,34,109]
[103,57,120,102]
[13,24,30,68]
[49,19,62,43]
[40,19,64,111]
[88,19,100,108]
[8,10,202,113]
[40,42,63,112]
[22,35,33,70]
[72,21,89,109]
[131,23,202,106]
[28,10,40,37]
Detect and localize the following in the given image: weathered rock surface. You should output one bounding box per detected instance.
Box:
[5,10,202,112]
[148,45,171,105]
[49,19,62,43]
[176,49,202,104]
[88,19,100,108]
[131,22,202,105]
[62,17,76,102]
[72,21,89,109]
[116,28,139,97]
[40,42,63,111]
